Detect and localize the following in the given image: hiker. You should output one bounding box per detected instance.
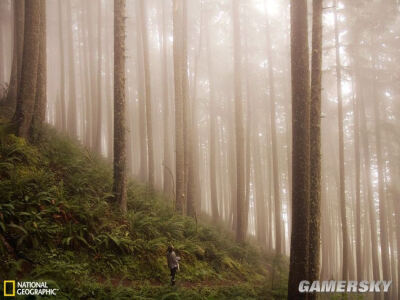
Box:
[167,245,180,286]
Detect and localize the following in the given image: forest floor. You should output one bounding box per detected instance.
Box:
[0,121,288,299]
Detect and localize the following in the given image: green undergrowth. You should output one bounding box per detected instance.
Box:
[0,123,288,299]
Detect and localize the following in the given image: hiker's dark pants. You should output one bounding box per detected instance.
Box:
[170,267,177,285]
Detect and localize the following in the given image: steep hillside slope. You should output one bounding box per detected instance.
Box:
[0,123,288,299]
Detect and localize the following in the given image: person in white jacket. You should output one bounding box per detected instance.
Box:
[167,245,180,286]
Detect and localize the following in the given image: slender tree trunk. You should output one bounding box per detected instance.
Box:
[288,0,310,298]
[232,0,246,243]
[359,82,381,282]
[182,0,190,209]
[394,174,400,300]
[190,1,204,214]
[79,1,91,146]
[95,1,103,154]
[139,0,154,188]
[372,55,391,292]
[207,20,219,222]
[6,0,24,112]
[105,18,113,159]
[353,81,362,282]
[66,1,77,138]
[254,127,266,248]
[308,0,323,292]
[334,1,349,280]
[266,131,273,252]
[228,115,237,230]
[113,0,127,213]
[160,0,172,198]
[387,181,398,299]
[173,0,185,213]
[135,7,148,182]
[57,0,66,132]
[181,0,194,216]
[13,0,41,139]
[31,0,47,140]
[266,9,283,255]
[86,0,97,148]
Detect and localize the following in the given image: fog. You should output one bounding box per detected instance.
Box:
[1,0,399,298]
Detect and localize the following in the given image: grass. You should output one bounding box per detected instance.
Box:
[0,122,288,299]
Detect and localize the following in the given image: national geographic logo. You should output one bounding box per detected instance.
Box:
[3,280,58,297]
[3,280,15,297]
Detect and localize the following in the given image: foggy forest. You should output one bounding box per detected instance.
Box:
[0,0,399,299]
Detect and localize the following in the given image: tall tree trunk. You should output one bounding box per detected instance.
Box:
[6,0,24,112]
[66,1,77,138]
[353,80,362,282]
[265,8,283,255]
[254,127,266,248]
[105,10,113,159]
[334,1,349,280]
[31,0,47,140]
[160,0,172,198]
[135,7,148,182]
[79,1,91,145]
[173,0,185,213]
[139,0,154,188]
[243,4,251,238]
[308,0,323,292]
[189,1,204,214]
[228,114,237,230]
[57,0,66,132]
[387,179,398,299]
[86,0,97,148]
[393,174,400,300]
[359,81,381,282]
[232,0,246,243]
[181,0,194,216]
[95,0,103,154]
[13,0,41,139]
[288,0,310,298]
[372,55,391,292]
[207,19,219,222]
[105,18,113,159]
[113,0,127,213]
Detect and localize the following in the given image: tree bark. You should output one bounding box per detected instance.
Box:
[206,17,219,222]
[232,0,246,243]
[254,127,266,248]
[135,6,148,182]
[334,1,349,280]
[359,81,381,282]
[288,0,310,298]
[66,1,77,138]
[31,0,47,141]
[372,54,391,292]
[57,0,66,132]
[6,0,24,112]
[13,0,41,139]
[113,0,127,213]
[181,0,194,216]
[266,8,283,255]
[308,0,323,292]
[139,0,154,188]
[173,0,185,213]
[95,0,103,154]
[160,0,173,199]
[353,79,362,282]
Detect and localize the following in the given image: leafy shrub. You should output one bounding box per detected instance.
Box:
[0,124,283,299]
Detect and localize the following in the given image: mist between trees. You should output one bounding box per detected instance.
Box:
[0,0,399,299]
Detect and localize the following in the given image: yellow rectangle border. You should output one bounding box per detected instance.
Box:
[4,280,15,297]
